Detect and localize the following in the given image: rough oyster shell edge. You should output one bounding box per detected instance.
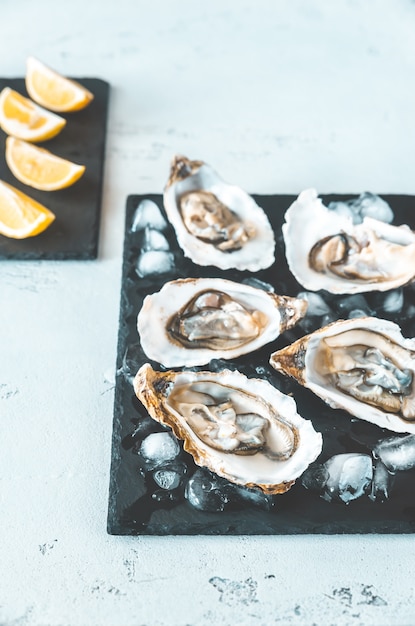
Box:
[137,277,308,368]
[270,316,415,434]
[163,155,275,272]
[133,364,323,495]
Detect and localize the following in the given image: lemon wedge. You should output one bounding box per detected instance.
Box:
[6,137,85,191]
[0,179,55,239]
[26,57,94,112]
[0,87,66,142]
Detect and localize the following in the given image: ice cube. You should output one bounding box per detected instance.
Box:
[131,199,168,232]
[369,459,392,502]
[380,289,404,315]
[135,250,175,278]
[299,315,322,334]
[356,192,394,224]
[152,460,187,488]
[322,453,373,504]
[334,294,372,317]
[185,468,231,512]
[320,312,338,327]
[348,309,370,319]
[327,200,357,222]
[401,301,415,322]
[139,432,181,469]
[296,291,332,317]
[141,227,170,252]
[230,484,274,511]
[328,193,393,225]
[125,416,162,451]
[241,277,275,293]
[301,464,329,492]
[153,469,182,490]
[373,434,415,472]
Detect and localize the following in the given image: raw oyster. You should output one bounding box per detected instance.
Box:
[283,189,415,293]
[133,364,322,494]
[270,317,415,434]
[163,155,275,271]
[137,277,307,367]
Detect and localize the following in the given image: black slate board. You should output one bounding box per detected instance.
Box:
[0,77,109,259]
[108,193,415,535]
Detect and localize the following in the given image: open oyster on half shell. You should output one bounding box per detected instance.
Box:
[163,155,275,271]
[283,189,415,294]
[270,317,415,434]
[134,364,323,494]
[137,277,307,367]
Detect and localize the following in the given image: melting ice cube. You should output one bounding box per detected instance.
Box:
[139,432,181,469]
[152,461,187,490]
[303,453,373,504]
[136,250,175,278]
[301,464,329,492]
[328,193,393,225]
[242,277,275,293]
[185,468,231,512]
[323,453,373,503]
[327,200,356,221]
[131,199,168,232]
[355,192,394,223]
[230,484,274,511]
[142,227,170,252]
[153,469,182,490]
[297,291,332,317]
[373,434,415,472]
[334,294,372,317]
[369,459,392,502]
[369,288,404,316]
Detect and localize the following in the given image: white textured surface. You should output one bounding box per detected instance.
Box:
[1,1,415,624]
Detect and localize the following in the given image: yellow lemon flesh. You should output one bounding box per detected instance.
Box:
[6,137,85,191]
[0,87,66,142]
[26,57,94,112]
[0,179,55,239]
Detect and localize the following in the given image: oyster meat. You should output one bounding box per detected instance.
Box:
[163,155,275,271]
[283,189,415,293]
[270,317,415,434]
[137,277,307,367]
[134,364,323,494]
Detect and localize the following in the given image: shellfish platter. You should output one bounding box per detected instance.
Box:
[0,77,109,259]
[107,183,415,535]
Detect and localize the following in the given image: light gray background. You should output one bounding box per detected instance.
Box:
[1,1,415,624]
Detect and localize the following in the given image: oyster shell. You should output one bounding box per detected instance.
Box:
[270,317,415,434]
[137,277,307,367]
[133,364,323,494]
[283,189,415,293]
[163,155,275,271]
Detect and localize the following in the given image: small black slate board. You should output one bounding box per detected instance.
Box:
[0,77,109,259]
[108,193,415,535]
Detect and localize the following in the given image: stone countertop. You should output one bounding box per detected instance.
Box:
[1,1,415,624]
